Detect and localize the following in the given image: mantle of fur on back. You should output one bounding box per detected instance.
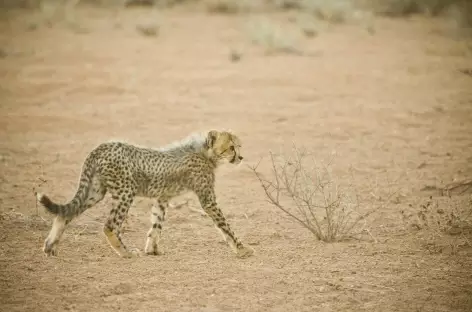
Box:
[156,131,208,155]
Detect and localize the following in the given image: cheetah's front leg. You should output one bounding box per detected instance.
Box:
[197,192,254,258]
[145,199,168,255]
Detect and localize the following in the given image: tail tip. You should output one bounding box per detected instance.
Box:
[35,192,44,203]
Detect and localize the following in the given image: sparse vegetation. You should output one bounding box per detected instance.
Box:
[1,1,472,310]
[124,0,156,8]
[358,0,454,17]
[250,146,393,242]
[3,0,470,38]
[447,2,472,35]
[302,0,356,24]
[401,194,472,255]
[246,18,304,55]
[295,13,321,37]
[229,49,242,62]
[401,195,472,235]
[204,0,256,14]
[136,23,159,36]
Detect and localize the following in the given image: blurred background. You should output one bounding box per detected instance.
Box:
[0,1,471,312]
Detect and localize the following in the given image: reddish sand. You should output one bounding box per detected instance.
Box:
[0,5,471,312]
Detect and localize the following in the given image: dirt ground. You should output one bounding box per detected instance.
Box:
[1,4,472,312]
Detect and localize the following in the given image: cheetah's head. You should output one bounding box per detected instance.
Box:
[205,130,244,165]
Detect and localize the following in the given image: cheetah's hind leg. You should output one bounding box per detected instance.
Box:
[43,215,72,256]
[145,199,168,255]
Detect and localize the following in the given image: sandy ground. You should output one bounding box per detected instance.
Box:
[1,5,472,312]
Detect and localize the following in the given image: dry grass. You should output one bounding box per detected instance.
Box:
[401,195,472,255]
[402,195,472,235]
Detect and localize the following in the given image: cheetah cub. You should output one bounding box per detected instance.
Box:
[35,130,254,259]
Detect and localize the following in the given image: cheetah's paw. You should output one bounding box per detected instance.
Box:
[43,239,58,257]
[145,244,164,256]
[122,247,143,258]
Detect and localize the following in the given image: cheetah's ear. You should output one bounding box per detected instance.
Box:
[206,130,219,148]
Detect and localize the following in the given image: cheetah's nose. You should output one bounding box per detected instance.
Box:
[239,156,243,160]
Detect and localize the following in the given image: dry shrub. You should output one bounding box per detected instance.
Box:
[302,0,356,23]
[360,0,431,17]
[123,0,155,7]
[271,0,472,33]
[446,2,472,35]
[246,18,303,55]
[357,0,472,17]
[271,0,356,23]
[136,23,159,36]
[40,0,78,21]
[271,0,303,10]
[250,146,392,242]
[204,0,253,14]
[0,0,39,9]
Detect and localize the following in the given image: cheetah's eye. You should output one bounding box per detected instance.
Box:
[229,146,235,151]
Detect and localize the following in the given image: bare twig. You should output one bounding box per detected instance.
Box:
[74,224,88,240]
[33,165,48,216]
[443,179,472,196]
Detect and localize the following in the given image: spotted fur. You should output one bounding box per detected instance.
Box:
[35,130,254,259]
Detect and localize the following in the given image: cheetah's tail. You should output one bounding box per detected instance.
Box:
[35,158,96,218]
